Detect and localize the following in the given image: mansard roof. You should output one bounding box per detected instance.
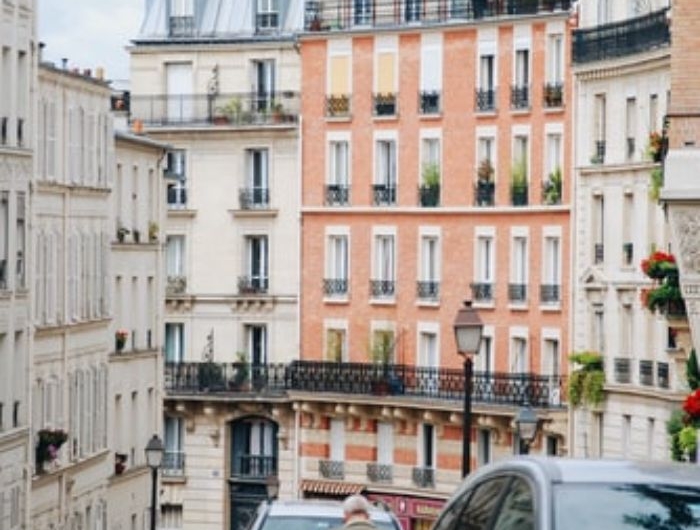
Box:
[135,0,305,42]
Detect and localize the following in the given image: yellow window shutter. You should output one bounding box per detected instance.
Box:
[376,52,396,95]
[329,55,350,96]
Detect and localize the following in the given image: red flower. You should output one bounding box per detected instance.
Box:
[683,389,700,419]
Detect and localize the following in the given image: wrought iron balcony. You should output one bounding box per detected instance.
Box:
[167,186,187,209]
[622,242,634,266]
[417,281,439,300]
[476,88,496,112]
[164,360,567,409]
[470,282,493,303]
[325,184,350,205]
[319,459,344,479]
[370,279,395,298]
[510,85,530,110]
[162,451,186,477]
[412,467,435,488]
[326,94,351,118]
[475,181,495,206]
[323,278,348,296]
[304,0,572,30]
[419,91,441,114]
[657,362,669,389]
[572,8,670,65]
[169,15,196,37]
[543,82,563,108]
[373,93,397,116]
[237,276,269,295]
[418,184,440,207]
[129,91,299,128]
[372,184,396,205]
[639,360,654,386]
[166,275,187,296]
[511,185,528,206]
[540,284,560,304]
[594,243,604,264]
[232,454,277,478]
[367,463,392,483]
[508,283,527,302]
[239,187,270,209]
[614,358,631,384]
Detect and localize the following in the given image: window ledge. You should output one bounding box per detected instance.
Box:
[325,115,353,123]
[229,208,279,219]
[323,296,350,305]
[508,302,529,311]
[369,297,396,306]
[373,115,399,122]
[418,113,443,120]
[416,299,440,308]
[539,303,562,312]
[473,301,495,310]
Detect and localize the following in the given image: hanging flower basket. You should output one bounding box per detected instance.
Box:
[115,329,128,351]
[36,428,68,472]
[641,250,677,280]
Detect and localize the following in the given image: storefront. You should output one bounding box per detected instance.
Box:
[366,493,446,530]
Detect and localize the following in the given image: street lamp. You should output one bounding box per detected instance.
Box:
[453,300,483,478]
[145,434,164,530]
[514,404,538,455]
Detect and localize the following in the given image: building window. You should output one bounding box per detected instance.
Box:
[164,323,184,363]
[240,236,268,294]
[593,94,607,163]
[419,37,442,114]
[325,234,349,297]
[245,324,268,365]
[371,329,395,363]
[377,422,393,465]
[592,305,605,354]
[510,336,528,373]
[165,150,187,208]
[161,505,183,530]
[330,418,345,462]
[622,193,634,266]
[327,140,349,205]
[622,415,631,457]
[510,236,528,303]
[593,195,605,264]
[597,0,611,24]
[371,234,395,298]
[419,423,435,469]
[626,97,637,161]
[374,139,397,205]
[477,429,491,466]
[325,328,347,362]
[512,136,529,206]
[164,416,185,475]
[477,54,496,111]
[252,60,275,112]
[542,236,560,303]
[418,235,439,300]
[649,94,659,133]
[472,235,494,302]
[621,303,633,357]
[327,52,351,117]
[354,0,372,25]
[477,334,493,373]
[256,0,279,30]
[166,235,186,294]
[512,49,530,109]
[165,63,193,121]
[405,0,422,22]
[241,149,269,209]
[16,193,25,288]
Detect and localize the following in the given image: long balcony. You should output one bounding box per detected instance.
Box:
[572,8,670,65]
[231,454,277,478]
[164,361,567,409]
[129,91,299,128]
[237,276,269,295]
[305,0,572,30]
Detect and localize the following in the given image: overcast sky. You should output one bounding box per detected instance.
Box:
[38,0,143,82]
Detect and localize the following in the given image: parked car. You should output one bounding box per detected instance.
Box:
[248,499,402,530]
[432,457,700,530]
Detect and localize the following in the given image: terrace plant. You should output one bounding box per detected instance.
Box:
[567,351,605,407]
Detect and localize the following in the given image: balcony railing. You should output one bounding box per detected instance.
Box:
[540,284,560,304]
[319,459,344,479]
[511,185,528,206]
[543,82,563,108]
[471,282,493,303]
[370,279,395,298]
[367,463,392,483]
[372,184,396,205]
[417,281,439,300]
[164,361,567,409]
[418,184,440,207]
[166,275,187,296]
[373,93,397,116]
[412,467,435,488]
[304,0,572,30]
[325,184,350,205]
[622,242,634,266]
[129,91,299,128]
[237,276,269,295]
[326,95,351,118]
[639,360,654,386]
[419,91,441,114]
[239,187,270,209]
[572,8,670,65]
[232,454,277,478]
[323,278,348,296]
[510,85,530,110]
[162,451,186,476]
[508,283,527,302]
[476,88,496,112]
[657,362,669,389]
[475,181,495,206]
[614,358,631,384]
[594,243,604,264]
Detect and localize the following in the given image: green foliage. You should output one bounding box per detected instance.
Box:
[667,410,686,462]
[688,349,700,391]
[511,157,528,188]
[422,163,440,188]
[567,352,605,407]
[583,370,605,407]
[649,166,664,201]
[678,426,697,457]
[198,361,224,390]
[543,167,562,205]
[371,331,394,364]
[218,97,242,119]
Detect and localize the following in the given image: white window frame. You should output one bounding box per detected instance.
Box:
[324,319,348,362]
[476,325,495,373]
[374,130,398,187]
[542,226,561,293]
[166,235,185,277]
[474,227,496,284]
[418,423,435,468]
[371,226,396,296]
[325,229,349,284]
[510,227,529,286]
[509,327,529,373]
[330,418,345,461]
[377,421,394,465]
[327,131,351,186]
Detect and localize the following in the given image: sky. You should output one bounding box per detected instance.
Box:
[38,0,143,83]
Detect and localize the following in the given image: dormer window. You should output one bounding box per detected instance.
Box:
[256,0,279,31]
[169,0,195,37]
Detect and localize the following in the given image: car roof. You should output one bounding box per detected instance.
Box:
[266,500,395,521]
[464,456,700,488]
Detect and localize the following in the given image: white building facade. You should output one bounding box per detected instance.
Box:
[571,0,679,460]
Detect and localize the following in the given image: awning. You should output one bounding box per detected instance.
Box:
[300,479,365,496]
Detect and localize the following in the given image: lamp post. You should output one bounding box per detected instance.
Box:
[145,434,164,530]
[514,404,538,455]
[453,300,483,478]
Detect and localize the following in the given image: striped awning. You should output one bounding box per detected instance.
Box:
[300,479,365,496]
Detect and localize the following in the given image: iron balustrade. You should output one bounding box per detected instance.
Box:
[323,278,348,296]
[418,184,440,207]
[419,91,441,114]
[372,184,397,205]
[622,242,634,266]
[162,451,186,476]
[166,276,187,296]
[370,279,395,297]
[325,184,350,205]
[510,85,530,110]
[164,360,566,409]
[304,0,572,30]
[319,460,344,479]
[657,362,669,389]
[129,91,300,127]
[169,15,195,37]
[475,88,496,112]
[232,454,277,478]
[614,358,631,384]
[412,467,435,488]
[470,282,493,302]
[239,187,270,209]
[326,95,351,117]
[237,276,269,295]
[475,181,495,206]
[639,360,654,386]
[508,283,527,302]
[373,93,398,116]
[540,284,560,304]
[417,281,440,300]
[511,185,528,206]
[367,463,393,483]
[543,82,563,108]
[594,243,604,264]
[572,8,670,65]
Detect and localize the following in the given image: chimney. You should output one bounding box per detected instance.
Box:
[61,58,68,70]
[38,42,45,62]
[95,67,105,81]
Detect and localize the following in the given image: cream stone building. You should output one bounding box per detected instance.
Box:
[570,0,679,460]
[0,0,34,528]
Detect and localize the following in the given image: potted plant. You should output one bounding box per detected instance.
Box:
[36,428,68,473]
[115,329,128,351]
[510,157,528,206]
[230,351,250,390]
[640,250,686,316]
[543,167,562,205]
[132,229,141,243]
[215,97,242,124]
[116,226,129,243]
[270,100,286,123]
[647,131,665,163]
[476,159,495,205]
[115,452,128,475]
[567,352,605,408]
[148,221,158,242]
[419,163,440,206]
[198,361,225,391]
